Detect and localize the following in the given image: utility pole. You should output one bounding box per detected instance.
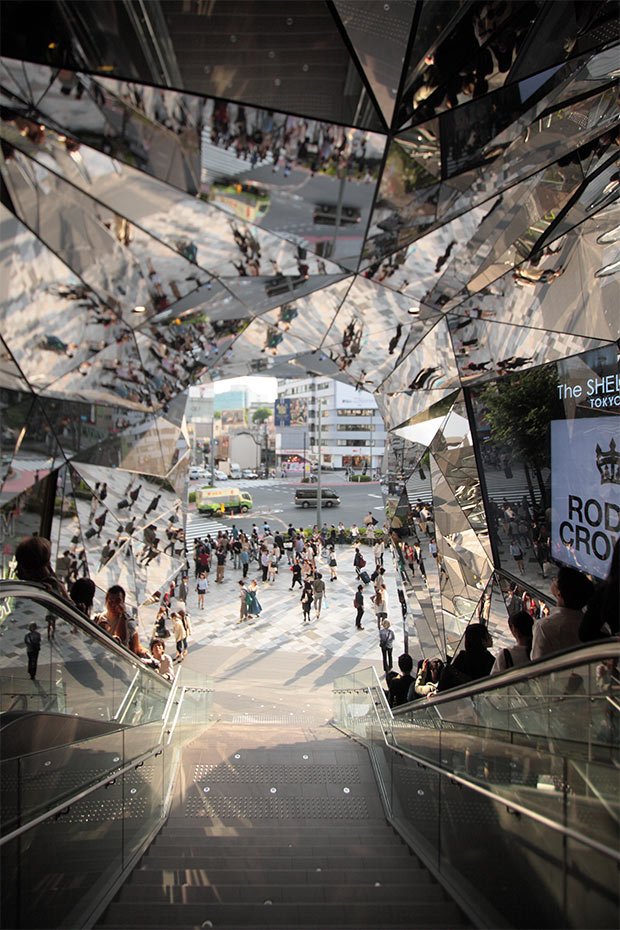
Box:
[316,394,322,529]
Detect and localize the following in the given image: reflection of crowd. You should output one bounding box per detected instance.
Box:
[208,102,377,183]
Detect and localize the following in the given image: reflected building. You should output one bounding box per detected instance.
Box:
[0,1,618,646]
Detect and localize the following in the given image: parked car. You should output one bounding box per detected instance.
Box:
[213,469,228,481]
[313,204,361,226]
[241,469,259,479]
[189,466,210,481]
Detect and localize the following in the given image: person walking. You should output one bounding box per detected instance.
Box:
[353,545,366,579]
[260,547,270,582]
[290,558,302,589]
[178,608,191,658]
[172,612,186,662]
[240,546,250,578]
[196,571,208,609]
[372,586,386,629]
[354,585,365,630]
[24,622,41,679]
[268,550,278,584]
[328,547,338,581]
[215,548,226,583]
[246,579,262,620]
[301,583,313,623]
[379,620,395,673]
[238,580,248,622]
[313,573,325,619]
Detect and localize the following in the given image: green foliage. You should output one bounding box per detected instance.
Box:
[252,407,272,425]
[188,491,196,504]
[479,365,560,467]
[350,474,371,482]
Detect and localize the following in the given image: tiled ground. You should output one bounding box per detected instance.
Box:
[181,545,402,663]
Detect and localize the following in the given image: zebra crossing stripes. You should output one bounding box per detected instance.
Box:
[185,515,230,543]
[200,139,272,182]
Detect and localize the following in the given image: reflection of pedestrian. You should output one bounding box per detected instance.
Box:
[25,623,41,679]
[144,494,161,517]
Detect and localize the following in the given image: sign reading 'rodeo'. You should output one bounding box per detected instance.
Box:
[551,418,619,580]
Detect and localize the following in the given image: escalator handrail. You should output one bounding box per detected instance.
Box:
[0,580,172,690]
[391,638,620,713]
[333,675,620,864]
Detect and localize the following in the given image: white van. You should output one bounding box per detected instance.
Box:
[229,462,242,479]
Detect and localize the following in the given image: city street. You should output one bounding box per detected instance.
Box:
[187,475,387,542]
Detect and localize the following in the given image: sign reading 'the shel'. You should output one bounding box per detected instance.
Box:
[551,417,619,580]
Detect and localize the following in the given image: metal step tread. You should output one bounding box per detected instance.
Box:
[101,900,465,928]
[140,852,417,869]
[129,866,433,885]
[117,883,448,904]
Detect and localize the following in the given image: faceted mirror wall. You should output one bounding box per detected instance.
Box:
[0,0,618,654]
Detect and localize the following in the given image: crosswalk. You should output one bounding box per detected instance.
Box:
[200,139,272,183]
[185,514,230,544]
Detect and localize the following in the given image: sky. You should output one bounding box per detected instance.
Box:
[213,376,278,402]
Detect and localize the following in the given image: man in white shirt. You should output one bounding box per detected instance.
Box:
[531,567,594,661]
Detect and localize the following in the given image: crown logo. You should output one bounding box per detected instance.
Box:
[596,438,620,485]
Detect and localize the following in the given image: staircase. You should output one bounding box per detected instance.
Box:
[98,722,468,929]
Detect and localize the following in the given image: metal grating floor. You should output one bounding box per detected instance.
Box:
[192,763,362,784]
[184,795,370,819]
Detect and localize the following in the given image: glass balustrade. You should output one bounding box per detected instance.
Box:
[0,583,214,929]
[333,643,620,929]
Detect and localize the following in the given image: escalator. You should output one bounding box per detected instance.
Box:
[0,581,213,929]
[333,641,619,929]
[1,581,617,928]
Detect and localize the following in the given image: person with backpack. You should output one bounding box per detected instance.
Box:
[353,545,366,578]
[379,619,394,672]
[24,622,41,679]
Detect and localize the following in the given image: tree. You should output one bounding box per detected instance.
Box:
[478,365,562,509]
[252,407,271,425]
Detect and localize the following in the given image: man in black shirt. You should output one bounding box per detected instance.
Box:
[388,653,415,707]
[354,585,364,630]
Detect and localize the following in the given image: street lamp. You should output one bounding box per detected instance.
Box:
[316,395,322,528]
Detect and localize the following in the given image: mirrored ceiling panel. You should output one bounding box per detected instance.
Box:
[396,0,618,130]
[450,316,613,387]
[2,0,385,129]
[0,206,132,391]
[332,1,416,128]
[0,58,201,194]
[446,217,620,342]
[0,335,29,392]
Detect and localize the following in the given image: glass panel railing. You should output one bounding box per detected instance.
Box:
[0,582,216,929]
[333,643,620,929]
[0,670,215,929]
[0,589,171,724]
[0,747,163,930]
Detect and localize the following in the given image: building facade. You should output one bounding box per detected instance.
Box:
[276,378,386,472]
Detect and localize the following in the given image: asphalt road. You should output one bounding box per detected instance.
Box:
[190,475,387,534]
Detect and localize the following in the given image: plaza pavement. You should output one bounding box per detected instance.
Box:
[176,543,407,722]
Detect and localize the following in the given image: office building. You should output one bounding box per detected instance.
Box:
[276,377,386,472]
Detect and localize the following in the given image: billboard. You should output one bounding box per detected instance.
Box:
[551,416,619,580]
[274,398,307,427]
